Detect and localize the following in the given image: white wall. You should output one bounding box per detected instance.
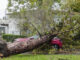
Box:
[8,19,20,35]
[0,19,20,35]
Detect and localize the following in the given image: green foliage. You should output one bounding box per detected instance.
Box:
[74,31,80,40]
[2,34,26,42]
[63,0,80,12]
[71,1,80,12]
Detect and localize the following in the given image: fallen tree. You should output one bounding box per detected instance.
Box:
[0,34,56,57]
[0,23,80,57]
[0,38,9,57]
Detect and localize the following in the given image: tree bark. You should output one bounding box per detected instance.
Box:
[0,34,55,57]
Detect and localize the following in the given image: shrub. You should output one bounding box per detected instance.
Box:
[2,34,26,42]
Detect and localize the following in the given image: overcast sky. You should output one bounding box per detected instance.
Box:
[0,0,8,19]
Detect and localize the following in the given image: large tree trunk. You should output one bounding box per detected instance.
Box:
[0,34,55,57]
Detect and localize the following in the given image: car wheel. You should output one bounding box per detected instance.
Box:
[54,44,59,51]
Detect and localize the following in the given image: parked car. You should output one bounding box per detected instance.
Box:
[50,37,62,50]
[14,35,39,42]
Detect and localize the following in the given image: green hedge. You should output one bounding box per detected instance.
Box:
[2,34,26,42]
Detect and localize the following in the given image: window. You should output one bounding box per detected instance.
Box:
[0,27,5,35]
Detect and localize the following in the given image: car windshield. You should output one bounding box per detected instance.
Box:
[29,35,39,39]
[53,37,60,40]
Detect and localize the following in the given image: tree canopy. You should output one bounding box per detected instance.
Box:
[7,0,80,41]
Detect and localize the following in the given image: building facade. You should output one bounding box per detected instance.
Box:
[0,19,20,35]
